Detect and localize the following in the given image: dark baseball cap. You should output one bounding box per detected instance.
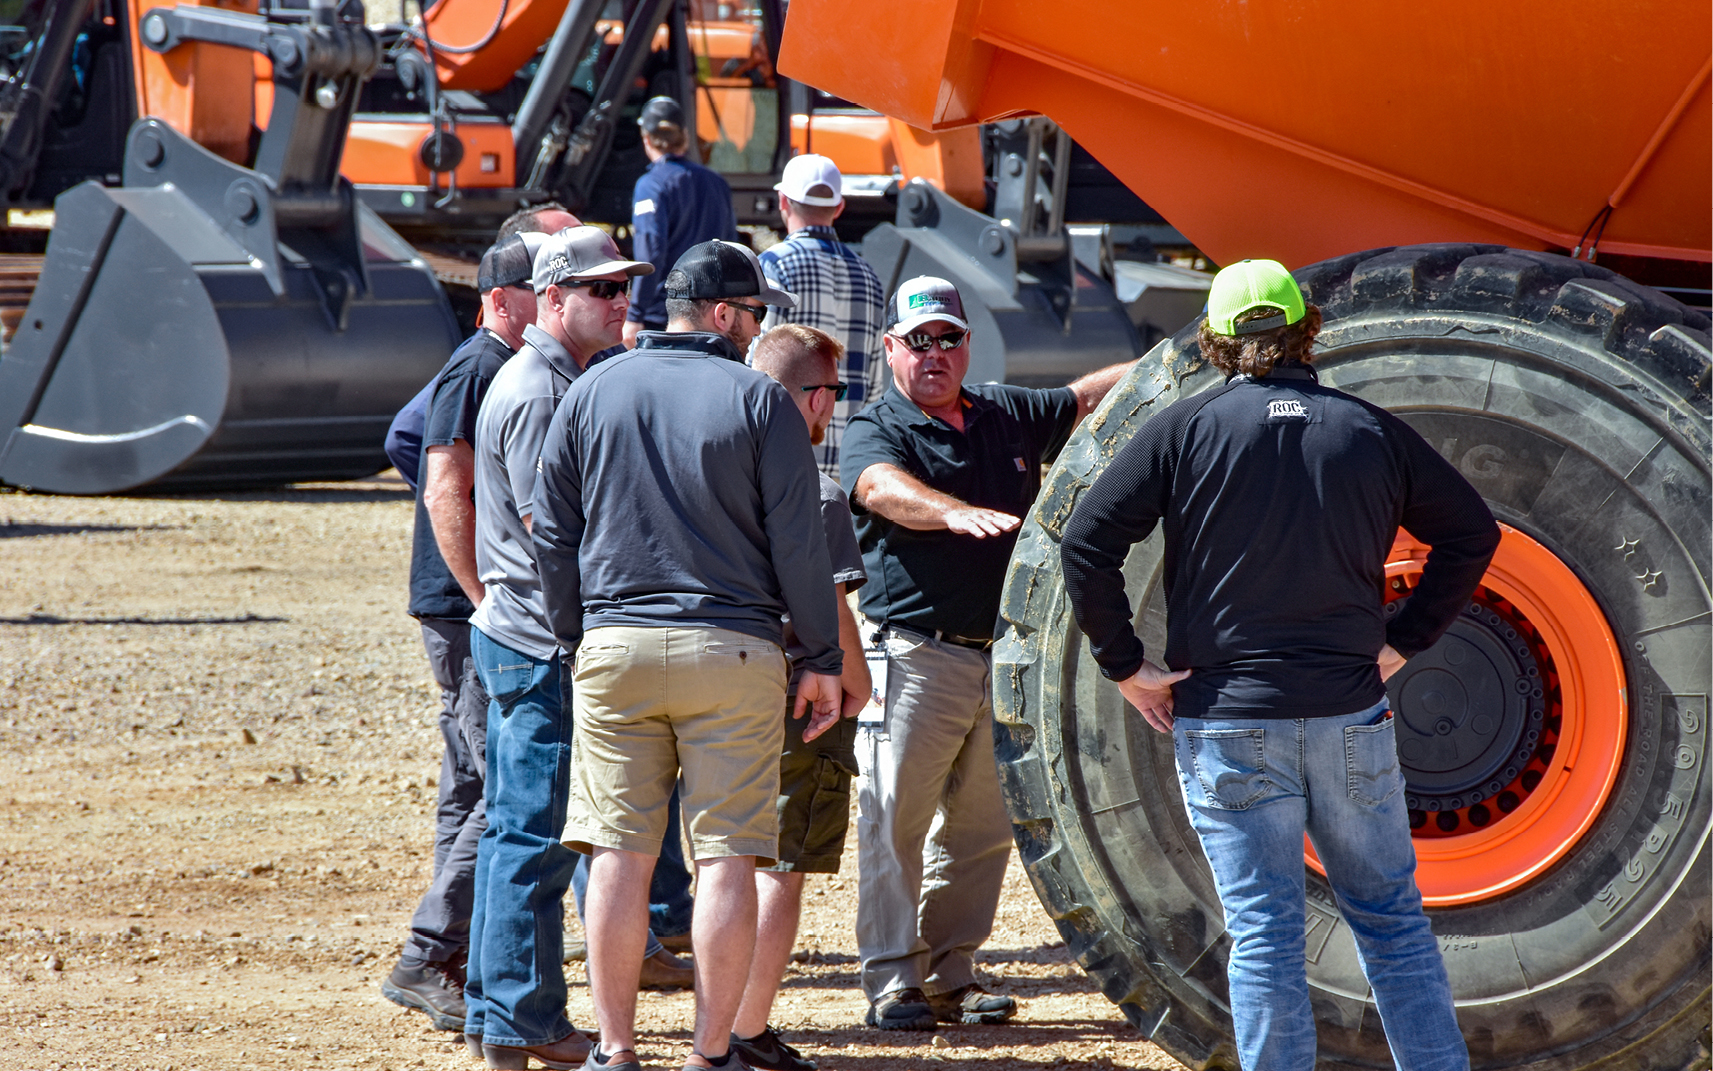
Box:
[639,95,686,135]
[662,240,797,307]
[476,232,547,292]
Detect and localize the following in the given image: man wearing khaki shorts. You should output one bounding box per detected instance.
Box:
[532,241,845,1071]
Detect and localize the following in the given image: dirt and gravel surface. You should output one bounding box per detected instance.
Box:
[0,476,1190,1071]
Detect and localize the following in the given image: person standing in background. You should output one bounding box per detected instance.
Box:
[623,96,738,348]
[758,154,885,481]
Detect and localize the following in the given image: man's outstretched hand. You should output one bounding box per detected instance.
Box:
[1118,660,1192,733]
[943,506,1021,538]
[793,671,844,741]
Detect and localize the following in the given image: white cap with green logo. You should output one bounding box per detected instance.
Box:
[886,276,970,335]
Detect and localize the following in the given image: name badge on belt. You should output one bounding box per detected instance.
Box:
[859,645,888,726]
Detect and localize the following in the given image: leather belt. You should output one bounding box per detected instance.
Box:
[884,623,994,652]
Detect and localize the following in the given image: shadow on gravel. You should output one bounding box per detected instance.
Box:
[0,612,288,626]
[0,522,180,538]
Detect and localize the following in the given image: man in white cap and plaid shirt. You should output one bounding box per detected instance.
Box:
[758,154,886,481]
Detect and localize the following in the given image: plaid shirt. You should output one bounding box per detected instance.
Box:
[759,226,886,480]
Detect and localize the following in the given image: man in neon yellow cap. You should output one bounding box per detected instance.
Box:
[1059,259,1498,1071]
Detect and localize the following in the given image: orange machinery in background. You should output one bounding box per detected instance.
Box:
[776,3,1710,1070]
[778,0,1709,278]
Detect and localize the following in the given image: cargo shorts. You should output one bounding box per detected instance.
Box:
[762,681,858,874]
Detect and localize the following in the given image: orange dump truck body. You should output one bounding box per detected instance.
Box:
[777,0,1710,270]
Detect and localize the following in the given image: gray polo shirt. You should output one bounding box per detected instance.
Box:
[469,323,583,659]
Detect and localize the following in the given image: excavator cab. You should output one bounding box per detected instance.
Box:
[0,0,457,494]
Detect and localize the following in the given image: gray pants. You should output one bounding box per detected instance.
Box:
[855,624,1012,1000]
[403,616,491,964]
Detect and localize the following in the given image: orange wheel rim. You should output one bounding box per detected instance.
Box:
[1305,524,1627,906]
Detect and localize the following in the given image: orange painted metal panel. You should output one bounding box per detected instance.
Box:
[790,113,896,175]
[424,0,569,93]
[343,121,518,187]
[128,0,257,164]
[778,0,1711,267]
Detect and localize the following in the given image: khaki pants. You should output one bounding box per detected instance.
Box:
[565,625,787,863]
[855,623,1012,1000]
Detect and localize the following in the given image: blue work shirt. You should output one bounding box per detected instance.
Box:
[628,154,737,329]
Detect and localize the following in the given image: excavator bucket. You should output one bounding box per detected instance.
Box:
[0,2,458,495]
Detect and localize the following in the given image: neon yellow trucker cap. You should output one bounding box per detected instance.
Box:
[1206,259,1306,336]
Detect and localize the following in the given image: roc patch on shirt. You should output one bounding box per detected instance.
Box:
[1261,394,1320,425]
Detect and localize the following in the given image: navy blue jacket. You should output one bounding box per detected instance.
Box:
[628,155,737,329]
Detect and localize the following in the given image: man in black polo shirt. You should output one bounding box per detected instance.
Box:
[839,276,1131,1030]
[382,216,572,1030]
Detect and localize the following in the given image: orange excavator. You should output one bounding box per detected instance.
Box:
[778,3,1710,1069]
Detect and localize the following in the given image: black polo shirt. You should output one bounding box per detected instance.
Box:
[407,329,514,620]
[841,383,1079,640]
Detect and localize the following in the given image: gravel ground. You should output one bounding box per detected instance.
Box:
[0,477,1189,1071]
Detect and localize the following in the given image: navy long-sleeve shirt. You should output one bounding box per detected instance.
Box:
[530,331,842,675]
[628,155,737,330]
[1060,365,1499,720]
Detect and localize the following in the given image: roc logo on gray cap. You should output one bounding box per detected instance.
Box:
[532,226,654,292]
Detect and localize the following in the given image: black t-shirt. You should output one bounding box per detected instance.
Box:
[407,330,514,620]
[1060,366,1500,720]
[840,383,1079,640]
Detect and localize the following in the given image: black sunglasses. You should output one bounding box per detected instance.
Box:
[724,301,768,324]
[893,329,967,352]
[801,382,850,402]
[561,279,629,300]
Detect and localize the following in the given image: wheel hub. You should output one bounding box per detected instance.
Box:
[1386,598,1546,819]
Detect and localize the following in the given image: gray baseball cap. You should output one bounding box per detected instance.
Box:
[532,226,653,292]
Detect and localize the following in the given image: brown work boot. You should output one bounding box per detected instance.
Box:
[927,982,1018,1024]
[639,946,695,990]
[482,1029,595,1070]
[380,957,466,1032]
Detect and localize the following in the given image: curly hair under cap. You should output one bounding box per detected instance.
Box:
[1198,304,1323,378]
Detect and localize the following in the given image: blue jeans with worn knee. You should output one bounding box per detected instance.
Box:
[464,627,579,1047]
[1173,698,1468,1071]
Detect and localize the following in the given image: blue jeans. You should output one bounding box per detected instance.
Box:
[465,628,579,1047]
[1173,699,1468,1071]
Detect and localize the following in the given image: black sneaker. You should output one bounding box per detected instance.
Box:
[380,958,466,1031]
[928,983,1017,1025]
[863,987,937,1031]
[730,1025,816,1071]
[589,1043,643,1071]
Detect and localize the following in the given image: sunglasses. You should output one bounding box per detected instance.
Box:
[725,301,768,324]
[893,329,967,352]
[801,382,850,402]
[562,279,629,300]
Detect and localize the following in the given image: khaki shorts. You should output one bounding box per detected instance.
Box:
[763,697,858,874]
[564,625,787,863]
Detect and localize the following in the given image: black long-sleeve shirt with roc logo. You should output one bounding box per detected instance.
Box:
[1060,365,1500,721]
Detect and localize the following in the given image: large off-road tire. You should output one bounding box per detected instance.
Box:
[994,244,1711,1071]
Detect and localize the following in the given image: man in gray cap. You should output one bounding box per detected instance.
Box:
[462,226,653,1070]
[623,95,738,347]
[531,239,839,1071]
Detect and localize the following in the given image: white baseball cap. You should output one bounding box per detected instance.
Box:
[774,154,843,208]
